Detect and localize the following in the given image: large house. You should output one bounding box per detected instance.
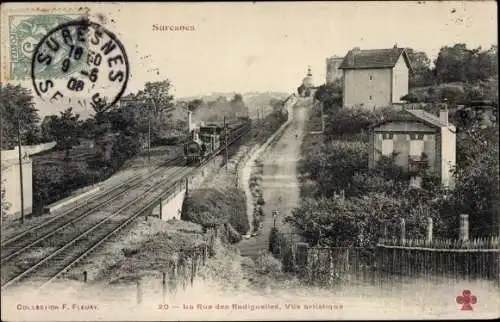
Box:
[339,46,412,109]
[369,106,456,188]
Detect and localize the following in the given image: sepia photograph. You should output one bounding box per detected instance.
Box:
[0,1,498,320]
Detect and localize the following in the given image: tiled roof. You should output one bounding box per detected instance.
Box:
[339,47,410,70]
[405,109,448,128]
[372,109,453,129]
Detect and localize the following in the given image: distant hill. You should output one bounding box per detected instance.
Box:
[172,91,291,125]
[176,91,289,104]
[33,91,290,123]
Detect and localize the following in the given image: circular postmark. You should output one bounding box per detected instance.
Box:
[31,19,129,113]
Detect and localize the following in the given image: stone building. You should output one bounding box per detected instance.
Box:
[298,66,317,98]
[339,45,412,109]
[326,56,344,84]
[369,106,456,188]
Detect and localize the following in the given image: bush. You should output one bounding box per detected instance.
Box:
[268,227,281,256]
[401,92,419,103]
[255,252,282,276]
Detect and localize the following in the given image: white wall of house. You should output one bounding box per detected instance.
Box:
[1,143,54,218]
[440,126,456,188]
[392,55,409,103]
[1,158,33,217]
[343,68,392,108]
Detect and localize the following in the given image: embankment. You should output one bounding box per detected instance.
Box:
[240,95,298,234]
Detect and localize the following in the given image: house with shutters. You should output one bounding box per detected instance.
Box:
[368,106,456,188]
[339,45,412,109]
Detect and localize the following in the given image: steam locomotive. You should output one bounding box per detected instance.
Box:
[183,118,250,165]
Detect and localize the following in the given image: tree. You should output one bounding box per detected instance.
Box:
[314,80,343,110]
[0,84,41,149]
[48,108,83,160]
[404,48,434,87]
[187,99,204,112]
[143,80,175,117]
[450,121,500,237]
[230,93,248,118]
[434,44,498,84]
[40,115,58,142]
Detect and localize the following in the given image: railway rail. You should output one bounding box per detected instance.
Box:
[1,156,183,249]
[1,167,192,290]
[0,121,251,290]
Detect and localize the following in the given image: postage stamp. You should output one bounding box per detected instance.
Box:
[1,6,89,82]
[31,19,130,112]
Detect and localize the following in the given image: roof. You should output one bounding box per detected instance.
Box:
[339,47,412,71]
[372,109,455,130]
[405,109,448,128]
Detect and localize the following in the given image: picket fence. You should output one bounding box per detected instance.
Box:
[273,215,500,287]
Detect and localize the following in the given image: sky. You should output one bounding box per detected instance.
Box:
[1,1,498,116]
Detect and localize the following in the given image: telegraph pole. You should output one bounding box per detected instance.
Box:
[148,112,151,165]
[17,119,24,224]
[224,116,228,171]
[321,101,325,133]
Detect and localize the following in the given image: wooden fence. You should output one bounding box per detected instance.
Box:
[273,214,500,286]
[74,226,219,304]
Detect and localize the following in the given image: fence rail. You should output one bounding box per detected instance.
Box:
[272,228,500,286]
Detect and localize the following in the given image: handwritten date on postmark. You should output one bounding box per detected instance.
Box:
[31,19,129,113]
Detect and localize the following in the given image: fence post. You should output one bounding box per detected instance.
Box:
[190,257,195,286]
[162,271,167,302]
[459,214,469,242]
[296,242,309,272]
[328,249,334,286]
[426,217,433,244]
[159,198,163,220]
[172,259,178,296]
[400,218,406,243]
[136,278,143,305]
[203,245,207,265]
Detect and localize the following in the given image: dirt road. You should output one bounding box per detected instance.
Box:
[237,100,311,258]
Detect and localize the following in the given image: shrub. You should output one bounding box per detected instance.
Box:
[255,252,282,276]
[268,227,281,256]
[439,84,465,104]
[401,92,419,103]
[225,223,243,243]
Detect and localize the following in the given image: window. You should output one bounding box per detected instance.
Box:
[369,95,373,100]
[381,140,393,155]
[410,133,424,140]
[409,139,424,157]
[381,133,394,155]
[369,75,373,80]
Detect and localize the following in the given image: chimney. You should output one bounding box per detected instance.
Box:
[439,104,449,126]
[348,47,359,65]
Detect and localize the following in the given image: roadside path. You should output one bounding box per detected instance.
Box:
[237,100,311,258]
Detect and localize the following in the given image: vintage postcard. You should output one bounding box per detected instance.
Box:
[0,1,498,321]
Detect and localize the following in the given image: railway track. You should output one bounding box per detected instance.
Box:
[1,122,251,290]
[1,166,191,289]
[0,156,184,250]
